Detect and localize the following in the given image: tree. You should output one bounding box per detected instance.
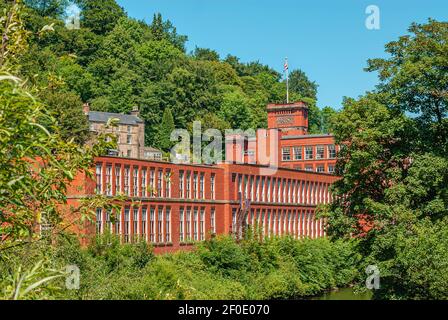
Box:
[193,47,220,61]
[366,19,448,155]
[288,69,318,101]
[40,90,90,144]
[75,0,125,35]
[0,0,116,251]
[158,107,175,151]
[322,19,448,299]
[149,13,187,52]
[24,0,69,17]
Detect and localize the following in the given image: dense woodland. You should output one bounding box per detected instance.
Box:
[0,0,447,300]
[12,0,336,150]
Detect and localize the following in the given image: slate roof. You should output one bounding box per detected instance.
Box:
[281,134,334,140]
[88,111,144,125]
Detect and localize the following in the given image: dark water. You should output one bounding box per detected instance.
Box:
[312,287,373,300]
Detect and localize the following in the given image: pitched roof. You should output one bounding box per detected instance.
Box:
[143,146,162,153]
[281,134,334,140]
[88,111,144,125]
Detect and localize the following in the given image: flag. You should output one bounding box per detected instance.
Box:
[284,59,288,71]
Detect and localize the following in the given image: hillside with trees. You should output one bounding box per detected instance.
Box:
[15,0,335,151]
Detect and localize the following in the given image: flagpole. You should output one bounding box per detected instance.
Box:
[285,57,289,103]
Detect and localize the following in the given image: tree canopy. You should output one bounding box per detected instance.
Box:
[15,0,336,149]
[322,19,448,300]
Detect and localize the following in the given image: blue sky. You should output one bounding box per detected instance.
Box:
[116,0,447,109]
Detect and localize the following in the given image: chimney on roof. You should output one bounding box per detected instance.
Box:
[83,103,90,115]
[131,106,140,117]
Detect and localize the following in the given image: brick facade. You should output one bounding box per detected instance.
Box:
[67,101,339,253]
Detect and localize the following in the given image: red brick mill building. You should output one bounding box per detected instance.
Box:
[67,102,340,254]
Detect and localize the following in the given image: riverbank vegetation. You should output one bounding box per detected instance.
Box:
[0,234,360,300]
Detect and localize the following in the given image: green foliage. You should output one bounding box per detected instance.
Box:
[75,0,125,35]
[0,235,359,300]
[24,0,69,17]
[322,19,448,300]
[288,69,318,101]
[16,0,334,148]
[157,107,175,151]
[366,19,448,155]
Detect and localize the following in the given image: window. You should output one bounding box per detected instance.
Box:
[210,208,216,234]
[282,180,286,203]
[255,177,260,201]
[328,165,335,174]
[95,164,102,194]
[149,207,155,242]
[141,168,147,197]
[127,134,132,144]
[115,210,121,236]
[305,165,313,172]
[127,126,131,133]
[261,211,266,236]
[193,173,198,199]
[186,172,191,198]
[179,208,184,242]
[275,212,279,235]
[157,170,163,197]
[96,208,102,234]
[165,207,171,242]
[211,174,216,200]
[193,208,198,241]
[237,174,242,198]
[270,211,275,235]
[250,176,254,200]
[199,173,205,199]
[165,170,171,198]
[115,165,121,194]
[317,166,325,173]
[328,145,336,159]
[277,179,281,202]
[244,175,248,199]
[179,171,184,198]
[200,208,205,241]
[127,150,132,157]
[283,212,287,235]
[266,178,271,202]
[294,147,302,160]
[149,169,155,197]
[288,180,292,203]
[106,209,112,234]
[267,210,272,236]
[288,212,292,234]
[106,165,112,196]
[186,207,191,240]
[133,208,139,240]
[124,167,130,195]
[157,207,163,243]
[132,167,138,197]
[305,146,314,160]
[282,147,291,161]
[316,146,325,159]
[261,177,265,202]
[141,207,147,240]
[232,208,237,235]
[124,208,130,243]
